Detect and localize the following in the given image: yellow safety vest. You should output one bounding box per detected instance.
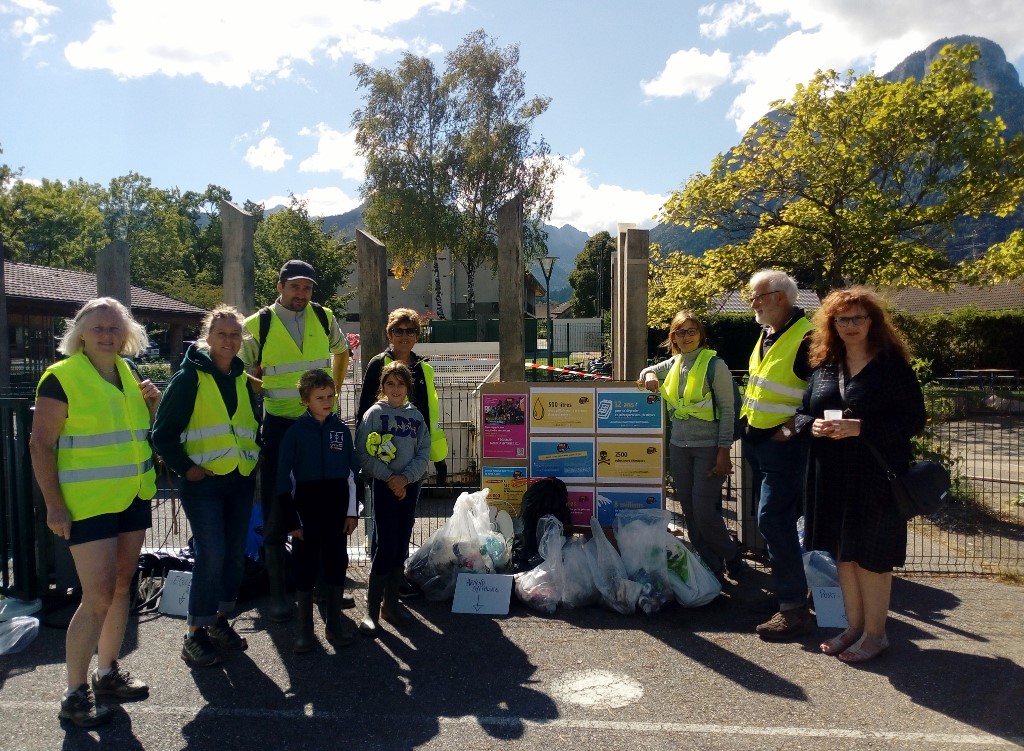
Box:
[740,317,813,429]
[245,306,333,418]
[384,355,449,462]
[38,353,156,521]
[180,372,260,476]
[661,349,716,421]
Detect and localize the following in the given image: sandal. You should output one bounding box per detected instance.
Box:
[838,633,889,663]
[820,628,863,655]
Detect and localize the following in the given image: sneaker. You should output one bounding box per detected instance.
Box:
[59,684,113,728]
[755,605,814,641]
[208,616,248,652]
[90,660,149,701]
[181,628,222,667]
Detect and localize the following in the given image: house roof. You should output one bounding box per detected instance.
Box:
[715,289,821,313]
[882,282,1024,314]
[536,301,574,319]
[4,261,207,319]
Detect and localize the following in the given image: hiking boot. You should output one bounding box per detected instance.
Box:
[181,628,222,667]
[59,684,113,728]
[756,605,814,641]
[208,616,248,652]
[90,660,149,701]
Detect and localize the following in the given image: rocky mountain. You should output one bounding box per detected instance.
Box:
[651,36,1024,261]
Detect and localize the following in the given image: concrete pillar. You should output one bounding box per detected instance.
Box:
[0,249,9,391]
[221,200,255,315]
[357,229,389,365]
[611,223,635,380]
[497,196,525,382]
[96,240,131,308]
[620,228,650,382]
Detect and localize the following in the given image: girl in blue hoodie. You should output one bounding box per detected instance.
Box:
[276,369,358,653]
[355,361,430,635]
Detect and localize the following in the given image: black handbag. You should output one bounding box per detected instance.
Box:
[864,442,951,519]
[835,368,950,519]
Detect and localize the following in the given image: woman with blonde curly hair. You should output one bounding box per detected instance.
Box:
[795,287,925,663]
[30,297,161,726]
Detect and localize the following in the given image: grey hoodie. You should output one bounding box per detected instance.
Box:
[355,400,431,483]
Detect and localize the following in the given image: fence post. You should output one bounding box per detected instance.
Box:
[0,399,48,600]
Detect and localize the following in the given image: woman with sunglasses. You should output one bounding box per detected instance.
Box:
[795,287,925,663]
[356,308,448,601]
[637,310,744,582]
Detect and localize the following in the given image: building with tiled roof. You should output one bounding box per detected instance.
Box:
[714,289,821,313]
[882,281,1024,314]
[3,260,206,385]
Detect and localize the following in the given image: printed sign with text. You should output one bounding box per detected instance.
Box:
[596,487,664,525]
[596,437,663,483]
[529,438,595,481]
[529,387,595,434]
[482,393,528,458]
[596,387,664,433]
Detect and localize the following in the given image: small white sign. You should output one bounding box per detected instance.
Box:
[159,571,192,617]
[810,586,848,628]
[451,573,513,615]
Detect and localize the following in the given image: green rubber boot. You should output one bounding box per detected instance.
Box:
[381,568,414,626]
[292,591,315,654]
[325,586,355,647]
[358,575,387,636]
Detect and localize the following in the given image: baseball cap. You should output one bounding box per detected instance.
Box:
[279,259,317,285]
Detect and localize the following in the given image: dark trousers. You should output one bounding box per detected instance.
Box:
[291,479,350,591]
[369,479,420,576]
[259,413,297,546]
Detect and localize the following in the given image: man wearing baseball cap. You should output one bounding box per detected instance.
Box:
[240,259,352,622]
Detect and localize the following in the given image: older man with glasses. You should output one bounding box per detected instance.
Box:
[739,269,815,641]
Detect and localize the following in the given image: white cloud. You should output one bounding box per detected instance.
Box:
[701,0,1024,132]
[642,48,732,100]
[259,186,361,218]
[548,150,665,235]
[5,0,57,47]
[62,0,465,87]
[297,124,364,181]
[244,137,292,172]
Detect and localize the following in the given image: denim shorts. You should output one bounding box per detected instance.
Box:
[68,496,153,546]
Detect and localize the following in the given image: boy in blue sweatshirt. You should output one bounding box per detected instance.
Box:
[277,370,358,653]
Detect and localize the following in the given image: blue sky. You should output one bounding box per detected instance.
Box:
[4,0,1024,236]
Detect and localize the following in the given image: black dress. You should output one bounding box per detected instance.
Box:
[795,351,926,573]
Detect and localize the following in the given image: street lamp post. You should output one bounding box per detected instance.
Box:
[538,256,557,371]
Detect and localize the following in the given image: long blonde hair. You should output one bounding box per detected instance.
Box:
[58,297,149,357]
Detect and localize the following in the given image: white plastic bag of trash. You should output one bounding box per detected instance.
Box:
[0,616,39,655]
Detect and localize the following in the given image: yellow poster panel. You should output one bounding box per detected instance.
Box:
[529,387,595,434]
[596,437,664,484]
[481,466,529,517]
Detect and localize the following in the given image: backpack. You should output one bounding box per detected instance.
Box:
[512,477,571,571]
[255,302,330,368]
[707,355,743,442]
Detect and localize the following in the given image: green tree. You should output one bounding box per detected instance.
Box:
[568,231,615,317]
[253,195,356,314]
[2,178,107,268]
[353,53,458,319]
[959,228,1024,284]
[654,43,1024,321]
[352,29,560,319]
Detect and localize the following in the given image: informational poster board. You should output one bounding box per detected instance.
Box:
[481,381,665,530]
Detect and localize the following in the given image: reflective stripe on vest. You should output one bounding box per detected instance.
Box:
[384,355,449,462]
[181,371,261,476]
[661,349,716,421]
[38,352,157,521]
[740,317,813,429]
[245,306,333,418]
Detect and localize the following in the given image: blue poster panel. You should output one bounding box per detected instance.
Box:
[529,438,595,481]
[596,387,664,433]
[595,487,665,526]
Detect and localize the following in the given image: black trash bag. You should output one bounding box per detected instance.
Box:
[511,477,571,572]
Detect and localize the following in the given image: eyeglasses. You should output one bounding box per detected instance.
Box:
[390,327,419,337]
[672,327,699,338]
[746,289,781,304]
[834,315,870,327]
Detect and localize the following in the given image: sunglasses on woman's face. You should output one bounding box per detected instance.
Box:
[390,327,419,336]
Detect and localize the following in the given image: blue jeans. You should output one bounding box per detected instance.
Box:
[744,436,808,606]
[180,471,257,627]
[369,479,420,576]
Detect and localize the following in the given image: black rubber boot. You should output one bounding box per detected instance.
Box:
[359,575,387,636]
[381,568,414,627]
[264,544,295,623]
[292,591,315,654]
[325,586,355,647]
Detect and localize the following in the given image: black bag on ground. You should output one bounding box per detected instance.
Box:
[511,477,571,572]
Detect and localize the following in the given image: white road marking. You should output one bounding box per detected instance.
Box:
[2,701,1019,746]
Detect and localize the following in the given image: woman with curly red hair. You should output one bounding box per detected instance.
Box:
[795,287,925,663]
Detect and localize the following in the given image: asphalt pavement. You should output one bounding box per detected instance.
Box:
[1,565,1023,751]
